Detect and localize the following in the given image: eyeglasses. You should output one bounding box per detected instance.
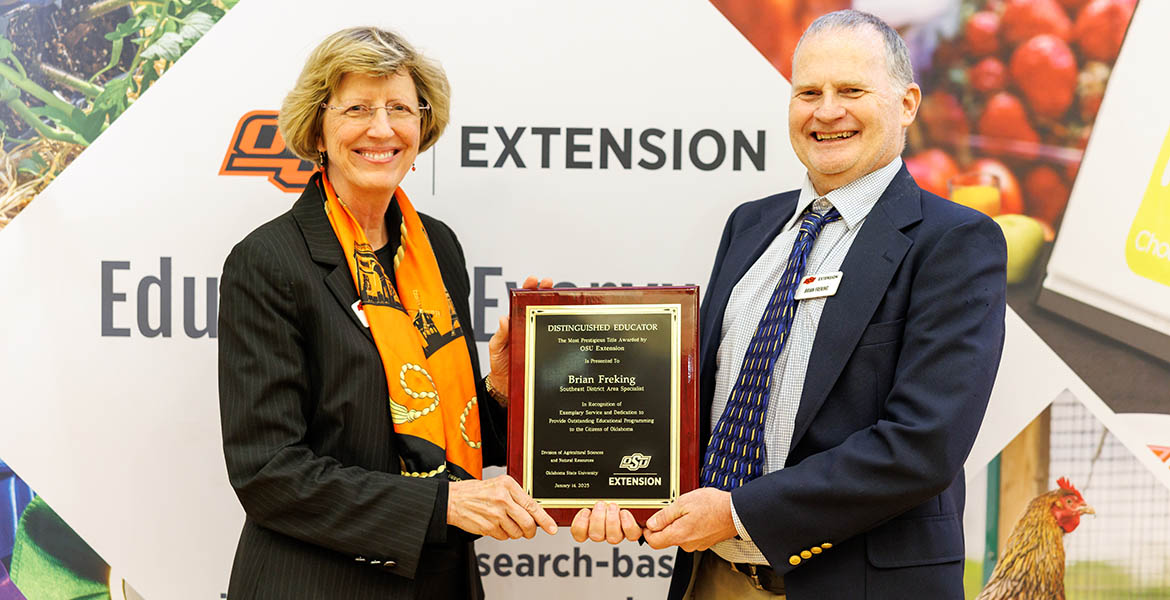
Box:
[320,101,430,121]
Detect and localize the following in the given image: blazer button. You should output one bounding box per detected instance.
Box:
[383,560,397,569]
[354,556,367,563]
[800,550,812,559]
[821,542,833,549]
[789,555,801,566]
[810,547,822,555]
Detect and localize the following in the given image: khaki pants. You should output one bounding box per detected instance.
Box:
[682,551,786,600]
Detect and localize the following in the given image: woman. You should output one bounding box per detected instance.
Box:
[218,27,554,599]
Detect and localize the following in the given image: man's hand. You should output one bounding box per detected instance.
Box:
[570,501,642,544]
[642,488,738,552]
[487,276,553,399]
[448,475,558,540]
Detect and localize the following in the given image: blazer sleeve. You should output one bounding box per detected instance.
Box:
[731,214,1007,574]
[218,233,442,579]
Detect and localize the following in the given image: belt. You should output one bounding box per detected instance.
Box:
[725,558,785,595]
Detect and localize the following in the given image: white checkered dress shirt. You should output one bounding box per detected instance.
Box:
[711,158,902,565]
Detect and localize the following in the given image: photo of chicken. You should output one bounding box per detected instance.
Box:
[976,477,1095,600]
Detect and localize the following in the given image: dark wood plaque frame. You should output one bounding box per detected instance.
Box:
[507,287,699,526]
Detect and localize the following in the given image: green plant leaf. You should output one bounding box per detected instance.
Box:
[8,100,87,145]
[174,0,211,18]
[140,64,162,93]
[79,109,108,143]
[201,5,226,21]
[0,77,19,103]
[0,36,28,78]
[93,76,131,112]
[17,154,47,175]
[27,105,92,141]
[106,15,144,42]
[140,32,184,62]
[178,12,215,44]
[28,104,74,127]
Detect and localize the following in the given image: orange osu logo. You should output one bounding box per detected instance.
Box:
[803,276,816,284]
[220,111,315,192]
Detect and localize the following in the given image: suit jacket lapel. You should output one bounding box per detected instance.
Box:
[291,174,375,343]
[701,196,798,371]
[789,167,922,451]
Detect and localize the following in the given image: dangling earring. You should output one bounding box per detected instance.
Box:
[411,163,416,172]
[317,151,328,168]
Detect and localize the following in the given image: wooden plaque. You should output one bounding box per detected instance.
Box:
[507,287,699,526]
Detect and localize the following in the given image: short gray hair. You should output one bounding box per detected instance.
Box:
[794,10,914,91]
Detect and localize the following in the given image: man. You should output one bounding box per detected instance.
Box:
[572,10,1006,599]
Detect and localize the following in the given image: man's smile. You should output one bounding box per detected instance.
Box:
[812,131,857,141]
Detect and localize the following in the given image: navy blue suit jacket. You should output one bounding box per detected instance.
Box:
[668,166,1007,599]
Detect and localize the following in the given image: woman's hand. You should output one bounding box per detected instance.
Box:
[570,501,643,544]
[486,276,553,400]
[447,475,558,540]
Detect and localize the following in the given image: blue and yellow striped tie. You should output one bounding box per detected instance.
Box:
[700,205,842,491]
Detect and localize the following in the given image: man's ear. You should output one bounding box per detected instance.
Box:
[901,82,922,127]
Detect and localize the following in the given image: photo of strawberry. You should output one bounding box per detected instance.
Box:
[977,92,1039,148]
[1073,0,1137,62]
[919,90,970,147]
[970,57,1007,94]
[1023,165,1070,230]
[1010,34,1078,120]
[898,0,1139,285]
[1056,0,1093,12]
[965,11,1001,56]
[1000,0,1072,45]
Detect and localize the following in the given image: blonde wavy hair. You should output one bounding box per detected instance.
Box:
[279,27,451,163]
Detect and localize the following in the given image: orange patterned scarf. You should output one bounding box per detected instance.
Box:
[320,171,482,481]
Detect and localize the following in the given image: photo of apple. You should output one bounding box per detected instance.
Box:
[906,148,960,199]
[952,183,1002,216]
[994,213,1047,284]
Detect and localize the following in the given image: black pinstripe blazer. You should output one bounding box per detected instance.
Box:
[218,173,506,599]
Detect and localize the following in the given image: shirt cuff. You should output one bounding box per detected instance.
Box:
[729,494,752,542]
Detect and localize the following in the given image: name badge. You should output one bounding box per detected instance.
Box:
[351,300,370,328]
[794,271,843,301]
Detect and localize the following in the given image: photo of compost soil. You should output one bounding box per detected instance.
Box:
[1,0,236,230]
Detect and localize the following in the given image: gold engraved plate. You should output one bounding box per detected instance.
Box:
[523,304,681,509]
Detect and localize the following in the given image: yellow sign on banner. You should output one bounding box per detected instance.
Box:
[1126,126,1170,286]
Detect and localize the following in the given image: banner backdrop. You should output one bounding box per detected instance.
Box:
[0,1,791,598]
[0,1,1167,599]
[1041,0,1170,362]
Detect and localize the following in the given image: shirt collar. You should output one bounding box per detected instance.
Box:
[785,156,903,231]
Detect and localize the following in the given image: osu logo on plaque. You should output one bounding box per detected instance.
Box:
[619,453,652,471]
[220,111,316,192]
